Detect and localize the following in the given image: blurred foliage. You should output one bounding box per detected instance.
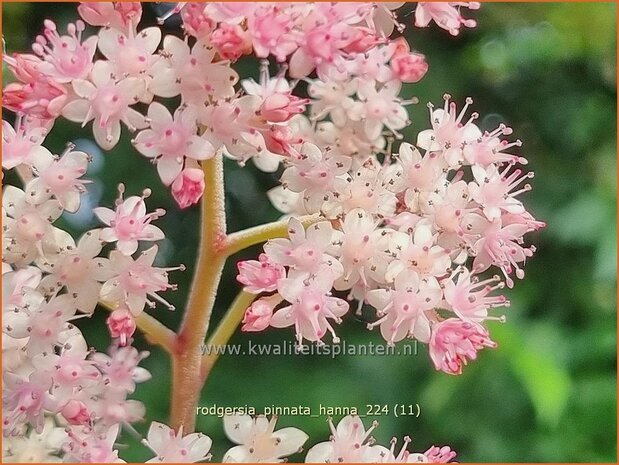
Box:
[2,2,617,462]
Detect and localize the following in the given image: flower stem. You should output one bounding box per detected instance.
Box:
[199,291,256,381]
[170,153,227,432]
[223,214,320,257]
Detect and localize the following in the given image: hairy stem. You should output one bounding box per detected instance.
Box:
[199,291,257,381]
[170,153,227,432]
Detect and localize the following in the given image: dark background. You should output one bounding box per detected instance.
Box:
[2,2,617,462]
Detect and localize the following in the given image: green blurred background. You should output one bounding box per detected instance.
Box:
[2,2,617,462]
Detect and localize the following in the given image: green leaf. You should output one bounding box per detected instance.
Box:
[493,324,572,427]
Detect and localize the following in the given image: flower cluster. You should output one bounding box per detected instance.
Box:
[3,1,541,462]
[2,2,439,208]
[2,114,182,459]
[238,95,544,375]
[221,414,455,463]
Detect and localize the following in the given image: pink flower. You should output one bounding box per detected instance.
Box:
[100,246,181,315]
[356,80,410,139]
[280,143,351,212]
[443,268,508,322]
[134,103,214,185]
[415,2,480,36]
[77,2,142,33]
[171,168,206,209]
[62,61,148,150]
[93,188,165,256]
[242,66,309,123]
[64,425,123,463]
[91,345,151,394]
[271,275,349,345]
[463,124,526,167]
[97,26,161,84]
[367,271,441,345]
[331,208,392,292]
[2,371,52,436]
[247,5,300,62]
[385,221,451,282]
[106,308,137,346]
[417,95,482,166]
[32,20,97,83]
[37,229,112,314]
[391,51,428,83]
[149,36,238,102]
[26,145,90,212]
[144,422,212,463]
[429,318,496,375]
[3,69,68,119]
[237,254,286,294]
[469,163,533,220]
[341,27,383,54]
[210,23,252,62]
[2,186,63,266]
[3,52,42,82]
[1,116,48,170]
[263,217,343,278]
[241,295,281,332]
[60,400,91,426]
[471,218,536,288]
[263,125,303,157]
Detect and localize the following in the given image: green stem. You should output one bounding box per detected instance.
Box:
[223,214,320,257]
[199,291,257,381]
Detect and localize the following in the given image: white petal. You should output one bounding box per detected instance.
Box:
[289,48,315,79]
[223,414,254,444]
[305,441,334,463]
[272,427,309,457]
[223,445,250,463]
[157,156,183,186]
[93,120,121,150]
[138,27,162,54]
[61,99,92,123]
[186,136,214,160]
[147,102,173,128]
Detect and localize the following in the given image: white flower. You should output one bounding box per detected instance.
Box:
[305,415,388,463]
[2,417,66,462]
[144,422,212,463]
[223,414,308,462]
[37,229,112,314]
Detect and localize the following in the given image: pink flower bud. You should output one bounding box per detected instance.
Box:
[260,93,309,123]
[242,297,279,332]
[4,53,43,82]
[391,52,428,83]
[181,3,216,38]
[171,168,205,209]
[106,308,136,346]
[61,400,91,426]
[210,23,252,61]
[429,318,497,375]
[264,126,302,156]
[237,254,285,294]
[342,27,382,54]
